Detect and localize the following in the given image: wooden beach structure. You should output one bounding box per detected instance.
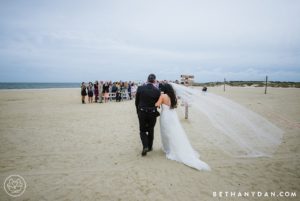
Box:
[181,75,194,86]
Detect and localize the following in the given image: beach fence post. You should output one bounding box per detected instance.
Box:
[185,102,188,119]
[265,76,268,94]
[180,74,194,119]
[224,78,226,92]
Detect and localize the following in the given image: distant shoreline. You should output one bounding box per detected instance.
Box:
[0,81,300,90]
[0,88,80,91]
[0,82,80,90]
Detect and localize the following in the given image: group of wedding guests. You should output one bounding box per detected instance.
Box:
[80,80,174,104]
[80,81,138,104]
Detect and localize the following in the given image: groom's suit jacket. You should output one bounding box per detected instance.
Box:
[135,83,161,113]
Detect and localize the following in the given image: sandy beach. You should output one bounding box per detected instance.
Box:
[0,87,299,201]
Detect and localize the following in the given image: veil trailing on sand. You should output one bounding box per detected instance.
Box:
[171,83,283,157]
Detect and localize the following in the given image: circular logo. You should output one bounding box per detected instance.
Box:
[3,175,26,197]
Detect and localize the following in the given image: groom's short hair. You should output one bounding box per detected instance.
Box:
[148,74,156,83]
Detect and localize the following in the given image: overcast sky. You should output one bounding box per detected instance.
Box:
[0,0,299,82]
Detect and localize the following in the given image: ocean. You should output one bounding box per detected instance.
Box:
[0,83,81,90]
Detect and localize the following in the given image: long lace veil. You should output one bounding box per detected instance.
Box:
[171,83,283,157]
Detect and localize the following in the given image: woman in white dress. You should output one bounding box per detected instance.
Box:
[155,83,210,171]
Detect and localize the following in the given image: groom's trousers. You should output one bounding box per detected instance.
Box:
[138,110,157,150]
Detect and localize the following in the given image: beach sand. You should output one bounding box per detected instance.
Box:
[0,87,299,200]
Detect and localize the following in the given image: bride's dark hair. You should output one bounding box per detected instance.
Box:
[164,83,177,109]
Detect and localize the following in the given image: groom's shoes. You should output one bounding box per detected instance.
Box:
[141,148,149,156]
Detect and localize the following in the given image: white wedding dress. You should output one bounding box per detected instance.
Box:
[160,104,211,171]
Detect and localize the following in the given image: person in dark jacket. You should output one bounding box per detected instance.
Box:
[94,81,99,102]
[128,81,132,100]
[87,82,94,103]
[81,82,87,104]
[135,74,161,156]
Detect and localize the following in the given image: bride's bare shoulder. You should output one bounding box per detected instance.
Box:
[162,93,169,99]
[162,94,171,104]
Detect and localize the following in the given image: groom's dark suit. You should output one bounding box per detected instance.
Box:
[135,83,161,152]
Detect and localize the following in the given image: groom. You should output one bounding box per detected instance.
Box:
[135,74,161,156]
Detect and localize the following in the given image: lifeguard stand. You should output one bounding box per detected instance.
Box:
[180,75,194,86]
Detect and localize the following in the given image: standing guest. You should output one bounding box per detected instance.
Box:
[120,82,126,101]
[87,82,94,103]
[108,81,113,101]
[98,81,103,103]
[81,82,87,104]
[111,82,118,93]
[131,83,137,98]
[115,82,120,102]
[94,81,99,103]
[124,81,129,100]
[111,82,118,101]
[128,81,132,100]
[116,83,122,102]
[102,82,110,103]
[116,82,120,91]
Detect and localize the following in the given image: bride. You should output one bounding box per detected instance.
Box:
[155,83,211,171]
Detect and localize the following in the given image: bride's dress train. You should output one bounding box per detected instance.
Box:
[160,104,210,171]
